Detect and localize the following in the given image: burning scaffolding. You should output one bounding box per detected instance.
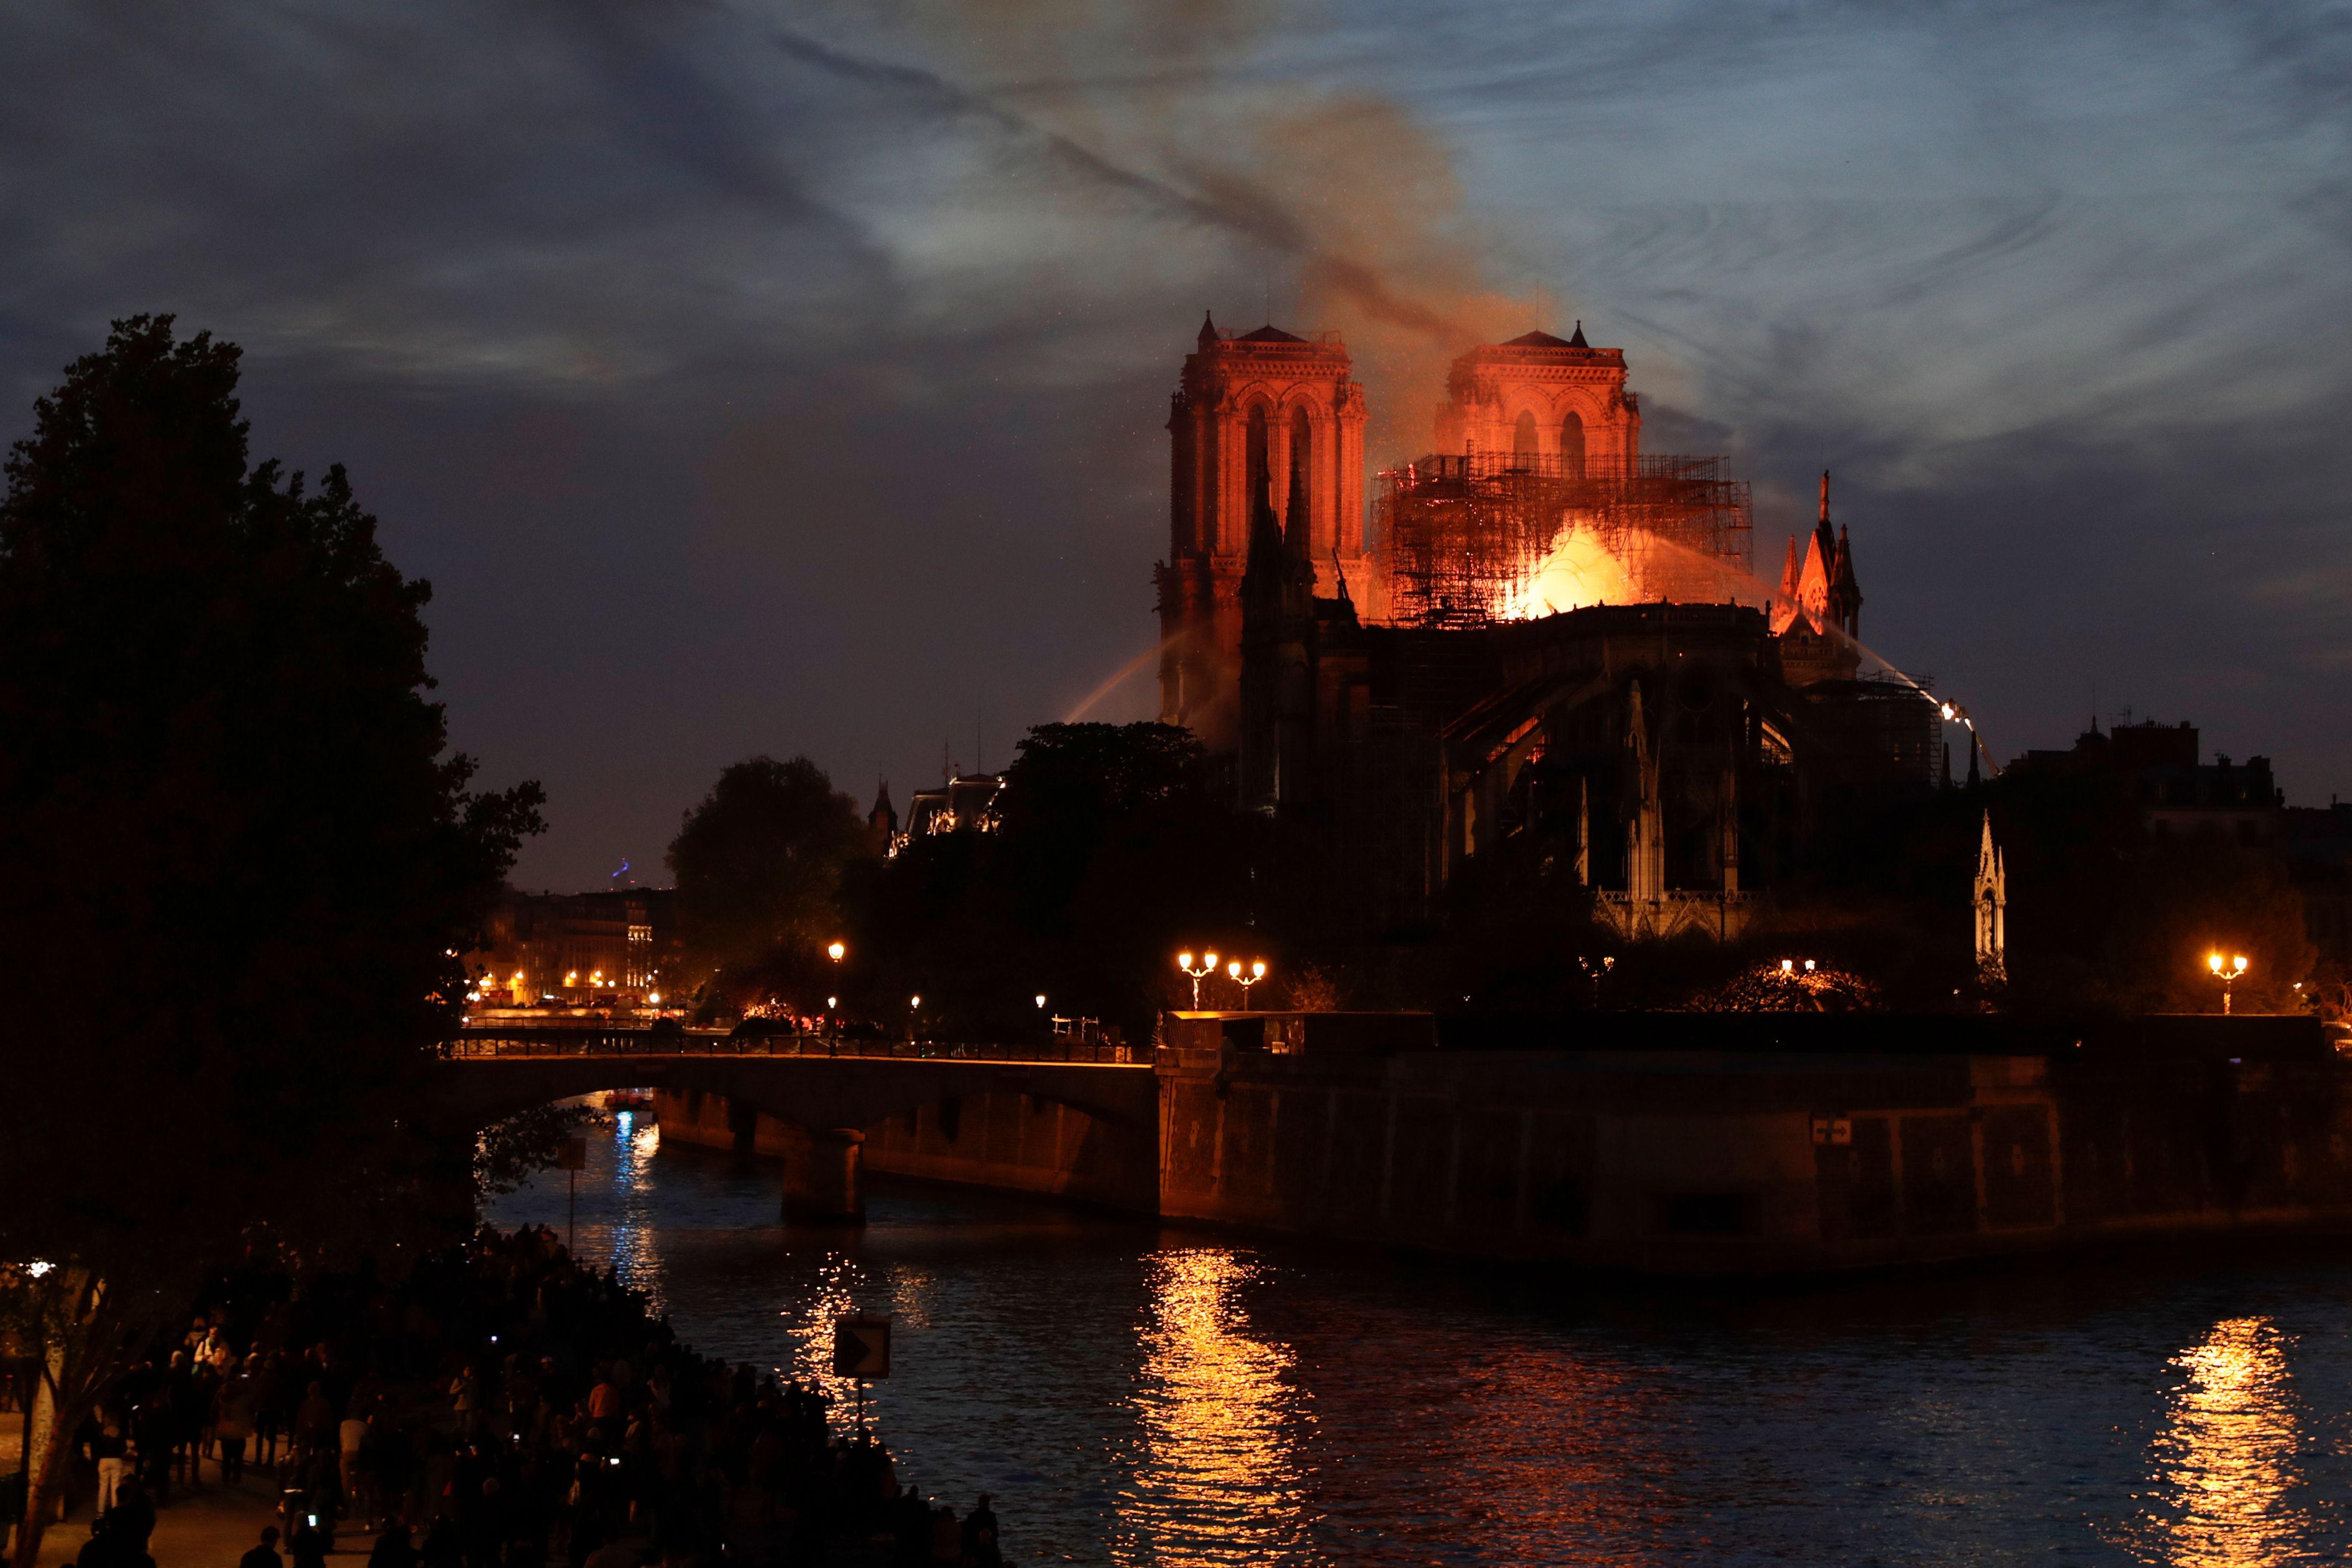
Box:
[1377,452,1753,625]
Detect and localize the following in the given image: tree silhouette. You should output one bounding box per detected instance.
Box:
[666,755,864,1002]
[0,316,541,1563]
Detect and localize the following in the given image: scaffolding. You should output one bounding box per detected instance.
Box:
[1376,452,1753,625]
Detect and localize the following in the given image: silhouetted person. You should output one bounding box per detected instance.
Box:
[239,1525,285,1568]
[295,1381,337,1461]
[92,1418,130,1512]
[217,1367,257,1484]
[962,1493,1001,1568]
[288,1520,330,1568]
[108,1479,155,1559]
[368,1521,419,1568]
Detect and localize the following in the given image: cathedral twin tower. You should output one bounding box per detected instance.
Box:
[1155,312,1644,751]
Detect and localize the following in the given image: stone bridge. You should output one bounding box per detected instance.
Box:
[429,1035,1160,1223]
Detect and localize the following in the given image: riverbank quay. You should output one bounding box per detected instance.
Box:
[10,1228,1011,1567]
[643,1010,2352,1274]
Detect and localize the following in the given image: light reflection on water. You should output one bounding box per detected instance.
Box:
[489,1114,2352,1566]
[2141,1317,2308,1566]
[568,1104,670,1316]
[1123,1249,1317,1565]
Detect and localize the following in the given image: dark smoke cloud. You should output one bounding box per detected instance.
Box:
[3,0,2349,885]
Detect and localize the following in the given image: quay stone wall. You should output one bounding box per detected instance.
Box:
[645,1015,2352,1273]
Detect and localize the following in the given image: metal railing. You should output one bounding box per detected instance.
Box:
[442,1029,1141,1066]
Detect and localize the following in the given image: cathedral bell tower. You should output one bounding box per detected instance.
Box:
[1157,313,1369,755]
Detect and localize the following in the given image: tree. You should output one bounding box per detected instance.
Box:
[849,722,1267,1041]
[0,317,541,1564]
[667,756,865,999]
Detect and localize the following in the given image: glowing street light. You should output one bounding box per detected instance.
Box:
[828,941,846,964]
[1035,993,1047,1009]
[1177,950,1219,1010]
[1226,958,1267,1006]
[2208,952,2249,1014]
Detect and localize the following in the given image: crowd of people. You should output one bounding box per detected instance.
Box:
[64,1226,1010,1567]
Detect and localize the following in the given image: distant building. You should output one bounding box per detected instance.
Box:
[2284,802,2352,969]
[473,887,684,1005]
[891,773,1005,857]
[2014,720,2282,847]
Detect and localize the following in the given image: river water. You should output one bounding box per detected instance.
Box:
[486,1107,2352,1565]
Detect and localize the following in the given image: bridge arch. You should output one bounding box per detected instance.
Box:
[431,1048,1161,1223]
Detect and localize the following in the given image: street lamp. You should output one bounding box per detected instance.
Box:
[2208,952,2249,1014]
[1225,958,1267,1006]
[828,941,846,963]
[1177,951,1219,1010]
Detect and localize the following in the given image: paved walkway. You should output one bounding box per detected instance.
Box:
[12,1451,384,1568]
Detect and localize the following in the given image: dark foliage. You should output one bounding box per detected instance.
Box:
[843,723,1271,1041]
[0,316,540,1557]
[666,755,864,1000]
[474,1103,607,1196]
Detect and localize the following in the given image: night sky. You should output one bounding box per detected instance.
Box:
[7,2,2349,890]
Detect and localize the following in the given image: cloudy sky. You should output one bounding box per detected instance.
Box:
[6,1,2349,886]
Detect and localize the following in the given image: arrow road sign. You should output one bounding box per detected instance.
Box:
[831,1315,892,1379]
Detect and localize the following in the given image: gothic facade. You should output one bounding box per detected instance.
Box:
[1152,313,1935,933]
[1155,314,1372,753]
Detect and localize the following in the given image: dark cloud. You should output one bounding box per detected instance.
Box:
[4,0,2349,884]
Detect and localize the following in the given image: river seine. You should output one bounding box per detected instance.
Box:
[486,1107,2352,1565]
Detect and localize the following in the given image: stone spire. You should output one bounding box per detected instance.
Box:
[1974,810,2007,986]
[1624,681,1664,903]
[1771,534,1802,633]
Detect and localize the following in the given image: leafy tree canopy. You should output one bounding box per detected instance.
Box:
[667,755,865,993]
[0,316,540,1554]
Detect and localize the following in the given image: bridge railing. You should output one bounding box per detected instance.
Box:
[442,1030,1141,1066]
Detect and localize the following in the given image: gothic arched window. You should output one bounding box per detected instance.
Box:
[1513,409,1538,464]
[1244,405,1270,549]
[1560,410,1586,477]
[1288,406,1313,545]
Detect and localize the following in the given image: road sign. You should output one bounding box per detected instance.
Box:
[831,1315,891,1379]
[556,1138,588,1171]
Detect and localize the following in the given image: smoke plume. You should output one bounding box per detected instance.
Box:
[890,2,1560,464]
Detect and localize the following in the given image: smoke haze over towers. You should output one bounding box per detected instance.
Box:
[4,1,2349,884]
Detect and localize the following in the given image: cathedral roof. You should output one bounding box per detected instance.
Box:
[1235,324,1305,343]
[1495,321,1596,350]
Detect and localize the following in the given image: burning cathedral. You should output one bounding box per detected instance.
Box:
[1154,314,1938,937]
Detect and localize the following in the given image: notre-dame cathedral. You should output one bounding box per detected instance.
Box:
[1153,314,1933,937]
